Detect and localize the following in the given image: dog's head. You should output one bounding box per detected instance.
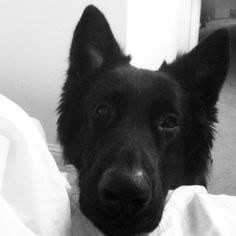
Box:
[57,5,229,236]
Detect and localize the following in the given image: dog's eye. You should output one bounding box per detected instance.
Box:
[95,104,112,119]
[159,115,179,130]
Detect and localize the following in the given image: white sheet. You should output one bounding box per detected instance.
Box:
[71,185,236,236]
[154,186,236,235]
[0,94,71,236]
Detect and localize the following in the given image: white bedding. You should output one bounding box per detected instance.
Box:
[71,185,236,236]
[0,94,71,236]
[1,93,236,236]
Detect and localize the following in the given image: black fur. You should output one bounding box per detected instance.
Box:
[57,5,229,236]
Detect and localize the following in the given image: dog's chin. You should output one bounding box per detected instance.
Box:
[79,198,164,236]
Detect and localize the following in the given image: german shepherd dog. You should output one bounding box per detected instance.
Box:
[57,5,229,236]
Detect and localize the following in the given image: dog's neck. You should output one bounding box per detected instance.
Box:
[71,207,151,236]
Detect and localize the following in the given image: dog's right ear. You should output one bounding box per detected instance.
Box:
[161,28,229,108]
[69,5,130,77]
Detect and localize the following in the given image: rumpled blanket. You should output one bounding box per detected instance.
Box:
[71,185,236,236]
[0,94,71,236]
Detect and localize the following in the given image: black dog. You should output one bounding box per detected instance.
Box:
[57,5,229,236]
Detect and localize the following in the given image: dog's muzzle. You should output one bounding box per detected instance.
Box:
[98,168,152,216]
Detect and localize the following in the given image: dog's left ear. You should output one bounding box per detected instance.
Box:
[163,29,229,107]
[69,5,130,76]
[159,60,167,70]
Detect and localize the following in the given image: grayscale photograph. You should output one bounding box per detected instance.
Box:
[0,1,235,236]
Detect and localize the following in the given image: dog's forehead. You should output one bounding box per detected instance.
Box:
[110,65,175,90]
[92,65,182,103]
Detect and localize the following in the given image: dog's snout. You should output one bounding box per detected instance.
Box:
[98,169,152,215]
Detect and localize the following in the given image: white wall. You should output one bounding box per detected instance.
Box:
[126,0,201,69]
[0,0,127,145]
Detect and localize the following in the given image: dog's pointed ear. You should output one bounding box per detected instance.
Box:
[159,60,167,70]
[163,29,229,107]
[69,5,130,76]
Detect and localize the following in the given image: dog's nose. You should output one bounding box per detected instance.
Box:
[98,169,152,215]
